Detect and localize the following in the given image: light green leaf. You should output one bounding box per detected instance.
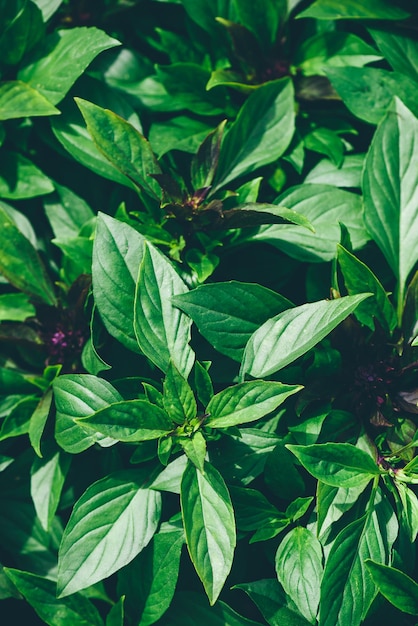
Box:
[241,294,371,379]
[297,0,409,20]
[275,527,323,623]
[286,443,379,489]
[254,184,369,262]
[76,98,161,199]
[134,243,195,377]
[150,455,188,494]
[32,0,63,21]
[362,97,418,308]
[19,27,120,105]
[30,447,71,531]
[29,389,53,458]
[44,183,94,239]
[337,245,398,334]
[205,381,302,429]
[0,206,56,304]
[163,361,197,425]
[57,470,161,597]
[181,461,236,604]
[106,597,124,626]
[92,213,145,353]
[317,482,368,540]
[319,491,398,626]
[4,568,104,626]
[53,374,122,453]
[172,281,292,362]
[365,561,418,615]
[305,154,364,188]
[76,400,173,442]
[214,78,295,189]
[0,81,59,120]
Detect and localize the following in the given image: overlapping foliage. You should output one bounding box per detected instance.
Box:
[0,0,418,624]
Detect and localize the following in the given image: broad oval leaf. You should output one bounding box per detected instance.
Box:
[53,374,123,453]
[254,184,369,262]
[205,381,302,428]
[92,213,145,353]
[365,560,418,615]
[214,78,295,189]
[181,461,236,604]
[286,443,379,489]
[135,243,195,377]
[4,568,104,626]
[297,0,410,20]
[241,294,371,379]
[172,281,292,362]
[57,470,161,597]
[76,399,173,442]
[275,527,323,624]
[363,97,418,306]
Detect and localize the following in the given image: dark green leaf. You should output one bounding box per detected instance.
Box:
[0,293,36,322]
[241,294,371,378]
[214,78,295,189]
[30,447,71,531]
[163,361,197,425]
[19,27,120,105]
[370,28,418,82]
[205,381,302,428]
[232,0,286,51]
[0,151,54,200]
[181,461,236,604]
[337,245,398,333]
[172,281,292,362]
[76,98,162,199]
[365,560,418,615]
[191,121,226,190]
[57,470,161,597]
[4,568,104,626]
[235,579,312,626]
[149,116,212,158]
[29,389,53,458]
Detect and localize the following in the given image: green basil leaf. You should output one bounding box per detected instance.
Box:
[179,431,207,472]
[363,97,418,307]
[275,527,323,624]
[286,442,379,489]
[4,568,104,626]
[163,361,197,425]
[181,461,236,604]
[206,381,302,428]
[370,28,418,83]
[241,294,371,379]
[30,446,71,531]
[19,27,120,105]
[76,399,173,442]
[135,243,195,377]
[172,281,292,362]
[365,560,418,615]
[57,470,161,597]
[297,0,409,20]
[76,98,162,199]
[92,213,145,353]
[254,184,369,262]
[0,81,59,120]
[214,78,294,189]
[0,292,36,322]
[0,151,54,200]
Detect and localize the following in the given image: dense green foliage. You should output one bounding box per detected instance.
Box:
[0,0,418,624]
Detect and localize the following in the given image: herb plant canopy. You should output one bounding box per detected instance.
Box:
[0,1,417,625]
